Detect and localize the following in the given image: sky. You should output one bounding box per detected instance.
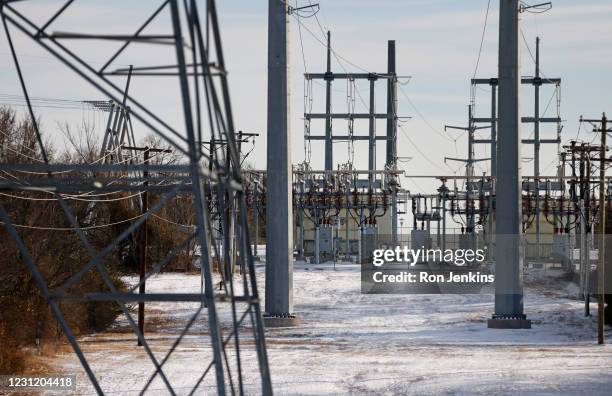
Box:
[0,0,611,195]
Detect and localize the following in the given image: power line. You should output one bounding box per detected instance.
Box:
[0,93,103,110]
[472,0,492,79]
[294,1,310,74]
[0,212,146,231]
[0,190,143,202]
[398,124,448,173]
[398,84,454,144]
[151,213,194,229]
[520,28,550,79]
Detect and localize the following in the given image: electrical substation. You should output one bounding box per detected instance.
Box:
[0,0,611,395]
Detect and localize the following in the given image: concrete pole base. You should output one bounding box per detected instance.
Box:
[487,317,532,329]
[263,314,300,328]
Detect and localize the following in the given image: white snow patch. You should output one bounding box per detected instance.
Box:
[46,263,612,395]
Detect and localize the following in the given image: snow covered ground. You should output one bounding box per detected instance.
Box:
[46,263,612,395]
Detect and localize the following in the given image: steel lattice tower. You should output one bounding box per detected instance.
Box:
[0,0,272,394]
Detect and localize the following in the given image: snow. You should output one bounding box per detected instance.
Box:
[45,263,612,395]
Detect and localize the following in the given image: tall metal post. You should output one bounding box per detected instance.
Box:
[387,40,398,245]
[534,37,542,257]
[345,187,350,256]
[445,105,489,235]
[491,83,498,177]
[315,225,320,264]
[442,194,447,251]
[435,196,441,247]
[324,31,333,171]
[297,180,305,261]
[358,210,364,263]
[468,105,475,233]
[368,77,376,173]
[253,181,259,259]
[386,40,397,167]
[392,188,398,245]
[298,209,305,260]
[489,0,531,328]
[265,0,296,325]
[490,83,497,258]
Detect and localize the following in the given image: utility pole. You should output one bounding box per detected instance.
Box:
[123,145,172,345]
[386,40,397,168]
[580,197,589,315]
[488,0,531,329]
[304,39,402,171]
[139,148,149,347]
[491,83,498,177]
[597,114,607,345]
[564,141,598,317]
[325,31,333,172]
[265,0,298,326]
[386,40,399,244]
[472,37,561,259]
[253,177,260,260]
[445,105,490,234]
[534,37,542,256]
[368,75,377,173]
[581,113,611,344]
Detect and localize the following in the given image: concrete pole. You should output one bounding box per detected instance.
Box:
[324,31,333,171]
[534,37,541,258]
[489,0,530,328]
[265,0,296,324]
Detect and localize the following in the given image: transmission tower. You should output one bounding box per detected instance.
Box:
[0,1,271,394]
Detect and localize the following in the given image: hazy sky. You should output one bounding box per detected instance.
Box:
[1,0,611,194]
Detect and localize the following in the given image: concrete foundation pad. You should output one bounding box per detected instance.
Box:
[487,318,532,329]
[263,315,300,328]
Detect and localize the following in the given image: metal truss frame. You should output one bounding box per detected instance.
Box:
[0,0,271,394]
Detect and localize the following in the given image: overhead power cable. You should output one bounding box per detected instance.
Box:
[398,84,455,145]
[0,212,146,231]
[472,0,492,79]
